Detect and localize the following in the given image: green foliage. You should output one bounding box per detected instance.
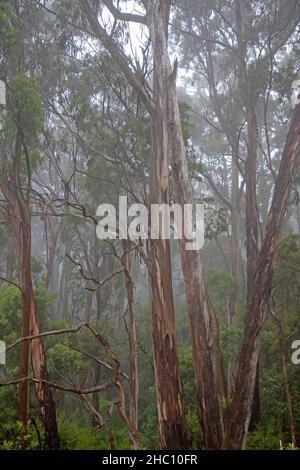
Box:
[179,345,201,448]
[0,280,53,371]
[179,100,193,144]
[0,386,19,425]
[0,283,22,340]
[205,204,230,241]
[48,343,86,374]
[206,267,239,323]
[57,414,109,450]
[10,73,43,144]
[179,345,196,407]
[246,58,269,97]
[0,421,42,450]
[273,235,300,311]
[0,2,18,56]
[0,72,44,175]
[206,268,239,305]
[35,281,55,324]
[246,423,282,450]
[257,235,300,447]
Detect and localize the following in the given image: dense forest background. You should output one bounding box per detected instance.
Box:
[0,0,300,450]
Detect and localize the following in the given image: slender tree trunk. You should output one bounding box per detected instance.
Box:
[169,95,226,448]
[55,248,69,320]
[45,213,57,292]
[280,344,296,447]
[270,306,297,448]
[13,127,59,449]
[0,134,30,442]
[245,103,259,293]
[30,284,60,449]
[92,363,101,427]
[229,156,240,326]
[5,256,12,280]
[235,0,261,430]
[245,103,261,431]
[84,290,93,322]
[226,101,300,449]
[19,188,60,449]
[91,247,112,427]
[228,154,240,391]
[249,367,261,431]
[296,202,300,234]
[122,240,138,432]
[91,288,102,427]
[19,266,30,438]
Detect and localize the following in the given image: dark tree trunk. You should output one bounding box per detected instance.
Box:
[18,169,60,450]
[30,288,60,450]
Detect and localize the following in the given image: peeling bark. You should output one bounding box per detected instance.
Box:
[147,12,226,451]
[146,1,188,450]
[226,102,300,449]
